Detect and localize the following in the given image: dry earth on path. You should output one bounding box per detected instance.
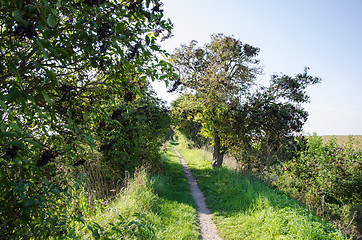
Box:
[174,147,222,240]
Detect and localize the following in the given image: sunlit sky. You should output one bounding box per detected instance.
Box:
[152,0,362,135]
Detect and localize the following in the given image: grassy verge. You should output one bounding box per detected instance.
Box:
[176,143,346,239]
[72,142,199,239]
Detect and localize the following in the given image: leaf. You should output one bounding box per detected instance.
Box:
[23,138,43,148]
[150,45,160,51]
[42,90,52,104]
[13,10,26,24]
[45,69,57,82]
[10,141,25,148]
[34,61,42,71]
[9,123,22,133]
[0,99,7,111]
[56,0,62,8]
[0,132,19,138]
[90,59,97,68]
[145,35,150,45]
[51,8,58,17]
[8,87,21,100]
[47,15,56,28]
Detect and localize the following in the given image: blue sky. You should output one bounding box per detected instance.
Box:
[152,0,362,135]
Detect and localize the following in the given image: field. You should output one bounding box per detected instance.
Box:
[320,135,362,148]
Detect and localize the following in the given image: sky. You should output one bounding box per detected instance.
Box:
[152,0,362,135]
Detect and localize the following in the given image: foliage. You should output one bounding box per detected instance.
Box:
[175,143,346,239]
[171,33,320,168]
[170,33,260,166]
[0,0,174,238]
[275,134,362,238]
[85,214,154,240]
[227,69,320,170]
[170,93,208,148]
[97,91,171,177]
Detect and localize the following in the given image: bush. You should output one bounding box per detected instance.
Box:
[97,93,171,178]
[275,134,362,238]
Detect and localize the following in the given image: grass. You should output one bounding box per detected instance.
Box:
[72,143,199,239]
[175,143,347,240]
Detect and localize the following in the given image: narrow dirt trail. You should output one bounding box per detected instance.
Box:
[174,146,222,240]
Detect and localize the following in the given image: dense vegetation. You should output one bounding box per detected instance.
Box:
[275,135,362,238]
[170,33,361,238]
[1,0,360,239]
[174,130,362,238]
[69,145,200,239]
[0,0,176,238]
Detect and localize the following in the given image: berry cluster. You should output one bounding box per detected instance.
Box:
[36,149,60,167]
[97,22,113,41]
[5,145,21,159]
[13,21,38,39]
[83,0,105,7]
[151,2,164,13]
[127,43,140,61]
[59,84,75,102]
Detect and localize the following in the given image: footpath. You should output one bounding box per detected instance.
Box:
[174,146,222,240]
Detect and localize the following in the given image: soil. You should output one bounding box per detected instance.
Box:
[174,146,222,240]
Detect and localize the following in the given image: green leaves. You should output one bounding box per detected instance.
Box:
[0,131,19,138]
[47,14,56,28]
[13,9,26,24]
[10,140,25,148]
[41,90,52,104]
[171,34,261,154]
[23,138,43,148]
[56,0,62,8]
[9,123,22,133]
[1,0,174,238]
[171,34,320,169]
[0,99,7,111]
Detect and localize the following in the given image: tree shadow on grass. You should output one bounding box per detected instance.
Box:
[156,143,344,238]
[152,144,196,208]
[160,142,298,215]
[185,163,345,238]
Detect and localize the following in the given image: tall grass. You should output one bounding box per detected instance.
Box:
[176,144,346,239]
[70,143,199,239]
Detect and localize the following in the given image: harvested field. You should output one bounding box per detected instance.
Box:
[320,135,362,149]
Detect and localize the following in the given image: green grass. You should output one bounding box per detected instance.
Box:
[176,143,346,240]
[72,142,199,239]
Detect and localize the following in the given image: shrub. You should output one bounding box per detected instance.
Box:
[275,134,362,238]
[97,93,171,178]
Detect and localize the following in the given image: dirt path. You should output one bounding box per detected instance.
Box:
[174,146,222,240]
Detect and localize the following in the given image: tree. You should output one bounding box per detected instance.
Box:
[170,33,260,167]
[0,0,174,238]
[228,69,320,170]
[170,34,321,169]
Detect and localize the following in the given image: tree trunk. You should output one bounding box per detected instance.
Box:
[212,134,224,168]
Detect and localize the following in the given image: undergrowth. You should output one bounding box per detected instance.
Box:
[70,143,199,239]
[275,134,362,238]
